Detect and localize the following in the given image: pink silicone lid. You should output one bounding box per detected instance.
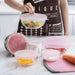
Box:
[42,36,72,49]
[42,49,60,56]
[15,50,39,59]
[20,13,47,21]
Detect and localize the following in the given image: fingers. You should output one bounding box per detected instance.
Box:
[26,2,34,12]
[24,5,31,13]
[23,6,28,12]
[25,2,34,14]
[21,2,34,14]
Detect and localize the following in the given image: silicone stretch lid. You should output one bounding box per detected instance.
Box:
[42,49,60,56]
[15,50,39,59]
[42,36,72,49]
[20,13,47,21]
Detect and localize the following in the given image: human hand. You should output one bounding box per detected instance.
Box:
[19,2,34,14]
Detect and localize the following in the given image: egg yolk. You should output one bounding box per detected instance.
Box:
[18,58,36,65]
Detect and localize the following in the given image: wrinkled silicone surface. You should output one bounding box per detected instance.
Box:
[20,13,47,21]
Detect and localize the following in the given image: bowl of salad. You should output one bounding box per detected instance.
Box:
[20,13,47,29]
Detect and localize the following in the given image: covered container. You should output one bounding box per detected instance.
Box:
[4,33,27,55]
[42,36,72,52]
[15,50,39,65]
[42,49,60,61]
[20,13,47,29]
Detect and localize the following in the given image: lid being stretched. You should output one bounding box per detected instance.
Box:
[20,13,47,21]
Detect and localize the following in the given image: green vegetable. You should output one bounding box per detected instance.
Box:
[22,20,43,28]
[31,21,36,27]
[23,20,30,25]
[35,21,42,25]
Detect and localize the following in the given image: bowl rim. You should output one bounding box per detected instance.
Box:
[42,49,60,56]
[15,50,39,59]
[20,13,47,21]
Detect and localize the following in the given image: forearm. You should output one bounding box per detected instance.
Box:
[4,0,23,12]
[60,0,69,35]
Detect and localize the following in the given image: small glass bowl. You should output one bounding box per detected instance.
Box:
[42,49,60,61]
[15,50,39,65]
[20,13,47,29]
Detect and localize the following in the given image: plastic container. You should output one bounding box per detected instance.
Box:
[28,41,42,56]
[4,33,27,55]
[15,50,39,65]
[20,13,47,29]
[42,36,72,51]
[42,49,60,61]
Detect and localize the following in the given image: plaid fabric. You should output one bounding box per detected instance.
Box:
[17,0,63,36]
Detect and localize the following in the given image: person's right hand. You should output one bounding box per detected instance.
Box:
[20,2,34,14]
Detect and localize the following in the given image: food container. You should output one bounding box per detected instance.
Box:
[42,49,60,61]
[15,50,39,65]
[4,33,27,55]
[42,36,72,52]
[28,41,42,56]
[20,13,47,29]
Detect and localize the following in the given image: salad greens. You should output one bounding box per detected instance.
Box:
[22,20,43,28]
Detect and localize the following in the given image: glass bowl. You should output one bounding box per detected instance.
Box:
[20,13,47,29]
[15,50,39,65]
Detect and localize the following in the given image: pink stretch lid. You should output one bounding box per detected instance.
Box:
[20,13,47,21]
[42,49,60,56]
[42,36,72,49]
[15,50,39,59]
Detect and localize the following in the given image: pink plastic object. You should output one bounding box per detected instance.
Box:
[4,33,27,55]
[15,50,39,59]
[45,57,75,72]
[42,49,60,61]
[20,13,47,21]
[42,36,72,49]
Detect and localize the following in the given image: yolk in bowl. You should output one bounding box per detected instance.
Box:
[17,58,36,65]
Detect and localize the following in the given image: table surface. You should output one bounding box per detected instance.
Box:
[0,36,75,75]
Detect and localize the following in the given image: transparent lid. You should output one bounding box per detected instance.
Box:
[15,50,39,59]
[20,13,47,21]
[42,36,72,48]
[42,49,60,56]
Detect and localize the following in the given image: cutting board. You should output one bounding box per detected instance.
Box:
[43,58,75,73]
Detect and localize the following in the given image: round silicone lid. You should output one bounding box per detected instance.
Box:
[42,49,60,56]
[15,50,39,59]
[20,13,47,21]
[42,36,72,49]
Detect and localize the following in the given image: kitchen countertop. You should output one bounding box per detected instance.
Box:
[0,5,75,15]
[0,36,75,75]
